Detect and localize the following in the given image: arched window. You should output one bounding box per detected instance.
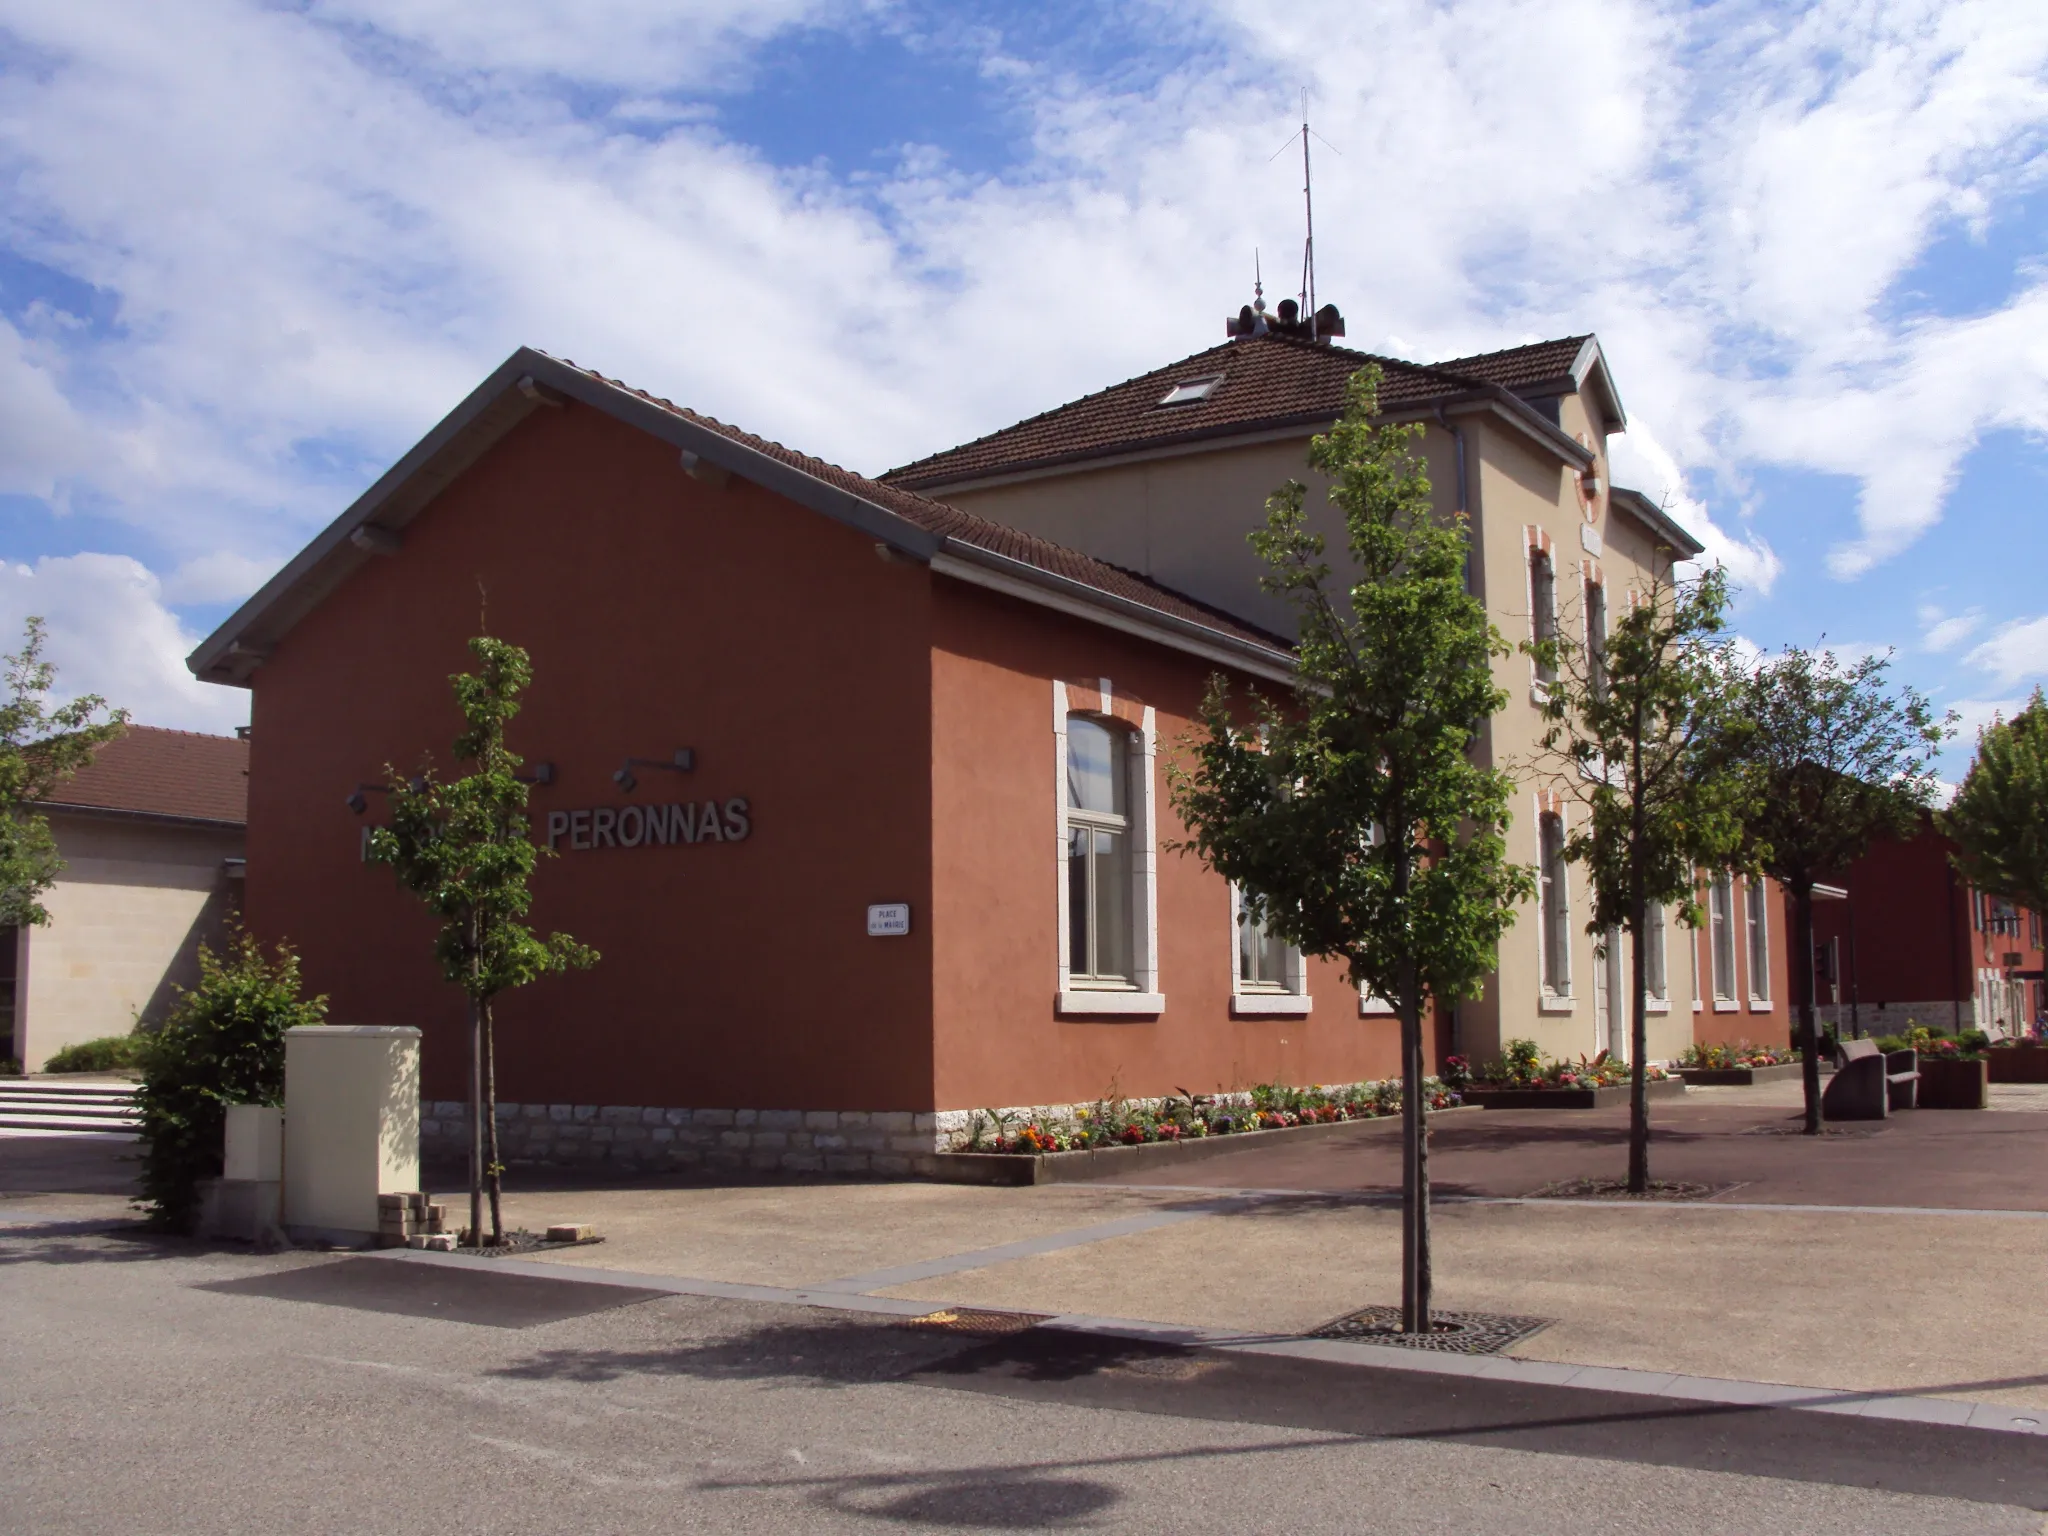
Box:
[1539,809,1571,998]
[1710,874,1738,1005]
[1053,690,1161,1013]
[1065,716,1133,985]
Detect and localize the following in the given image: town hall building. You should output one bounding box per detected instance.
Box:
[189,309,1792,1171]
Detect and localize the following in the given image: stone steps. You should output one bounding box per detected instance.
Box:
[0,1079,141,1136]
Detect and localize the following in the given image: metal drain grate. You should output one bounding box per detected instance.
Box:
[898,1308,1049,1337]
[1742,1123,1884,1137]
[1311,1306,1551,1355]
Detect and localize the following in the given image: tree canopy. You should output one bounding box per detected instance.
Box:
[1944,689,2048,922]
[0,617,128,928]
[1170,365,1532,1331]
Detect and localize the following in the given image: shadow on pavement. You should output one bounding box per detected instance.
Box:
[495,1311,2048,1510]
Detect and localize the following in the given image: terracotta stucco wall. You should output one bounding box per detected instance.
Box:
[17,814,240,1068]
[245,403,937,1111]
[927,578,1406,1111]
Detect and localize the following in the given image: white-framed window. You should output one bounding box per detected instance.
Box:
[1584,572,1608,701]
[1645,900,1669,1011]
[1691,912,1703,1012]
[1710,873,1739,1009]
[1231,885,1310,1016]
[1530,544,1559,694]
[1745,877,1772,1007]
[1054,683,1161,1015]
[1538,806,1572,1005]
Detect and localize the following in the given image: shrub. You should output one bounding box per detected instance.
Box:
[44,1033,145,1073]
[134,931,327,1233]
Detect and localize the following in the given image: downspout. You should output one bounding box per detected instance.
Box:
[1435,405,1471,591]
[1947,864,1962,1034]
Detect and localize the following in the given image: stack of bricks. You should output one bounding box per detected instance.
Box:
[376,1192,449,1248]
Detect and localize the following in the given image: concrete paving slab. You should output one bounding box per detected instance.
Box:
[861,1197,2048,1410]
[470,1179,1194,1290]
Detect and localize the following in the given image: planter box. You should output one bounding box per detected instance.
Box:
[1678,1061,1805,1087]
[1464,1078,1689,1111]
[1916,1057,1989,1109]
[927,1104,1484,1186]
[1989,1047,2048,1085]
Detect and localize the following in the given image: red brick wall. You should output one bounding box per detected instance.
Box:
[245,402,939,1110]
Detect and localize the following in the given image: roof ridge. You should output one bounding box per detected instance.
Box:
[1430,333,1591,370]
[106,723,245,743]
[884,337,1245,481]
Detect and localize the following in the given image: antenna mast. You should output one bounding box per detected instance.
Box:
[1298,88,1316,341]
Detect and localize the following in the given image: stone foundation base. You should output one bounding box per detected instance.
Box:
[1816,1001,1975,1037]
[421,1102,952,1177]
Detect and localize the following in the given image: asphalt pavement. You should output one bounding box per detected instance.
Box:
[2,1213,2043,1534]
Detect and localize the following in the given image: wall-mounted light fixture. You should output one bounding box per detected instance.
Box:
[516,761,556,786]
[613,750,695,792]
[346,783,390,814]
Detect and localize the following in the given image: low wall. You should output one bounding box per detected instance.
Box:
[1816,1001,1974,1037]
[422,1101,953,1177]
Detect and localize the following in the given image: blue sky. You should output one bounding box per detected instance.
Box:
[0,0,2043,777]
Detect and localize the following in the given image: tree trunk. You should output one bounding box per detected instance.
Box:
[1394,845,1430,1334]
[1795,882,1821,1134]
[1627,878,1652,1193]
[483,995,504,1245]
[466,914,483,1249]
[466,991,483,1249]
[1399,972,1431,1334]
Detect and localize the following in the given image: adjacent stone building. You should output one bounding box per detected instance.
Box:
[4,726,247,1071]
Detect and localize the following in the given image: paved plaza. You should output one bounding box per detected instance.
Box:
[6,1080,2048,1529]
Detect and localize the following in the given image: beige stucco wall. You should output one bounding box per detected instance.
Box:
[930,378,1785,1072]
[17,812,242,1070]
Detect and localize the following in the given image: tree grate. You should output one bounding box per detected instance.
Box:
[1311,1306,1551,1355]
[898,1308,1050,1337]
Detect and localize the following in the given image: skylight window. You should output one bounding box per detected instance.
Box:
[1157,374,1223,407]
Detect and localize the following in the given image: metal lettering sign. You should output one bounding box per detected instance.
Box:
[545,798,751,851]
[867,903,911,937]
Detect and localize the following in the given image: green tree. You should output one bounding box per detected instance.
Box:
[1170,367,1534,1333]
[134,929,327,1232]
[366,636,597,1247]
[1944,690,2048,971]
[1529,566,1754,1191]
[1,617,128,929]
[1728,648,1950,1131]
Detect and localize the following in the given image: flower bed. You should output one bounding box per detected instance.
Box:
[1677,1041,1804,1087]
[953,1078,1461,1157]
[1463,1079,1688,1111]
[1474,1039,1671,1092]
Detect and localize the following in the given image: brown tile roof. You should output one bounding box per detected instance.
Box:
[559,359,1293,654]
[41,725,248,825]
[883,333,1594,490]
[1428,336,1592,393]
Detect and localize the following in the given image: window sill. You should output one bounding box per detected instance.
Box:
[1749,999,1774,1012]
[1539,996,1576,1014]
[1233,992,1312,1017]
[1058,990,1165,1017]
[1713,999,1741,1013]
[1647,1001,1671,1015]
[1359,999,1398,1018]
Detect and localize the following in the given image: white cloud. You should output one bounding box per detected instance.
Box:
[0,0,2043,720]
[0,555,249,734]
[1919,604,1985,653]
[1965,615,2048,691]
[160,550,277,607]
[1950,695,2028,748]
